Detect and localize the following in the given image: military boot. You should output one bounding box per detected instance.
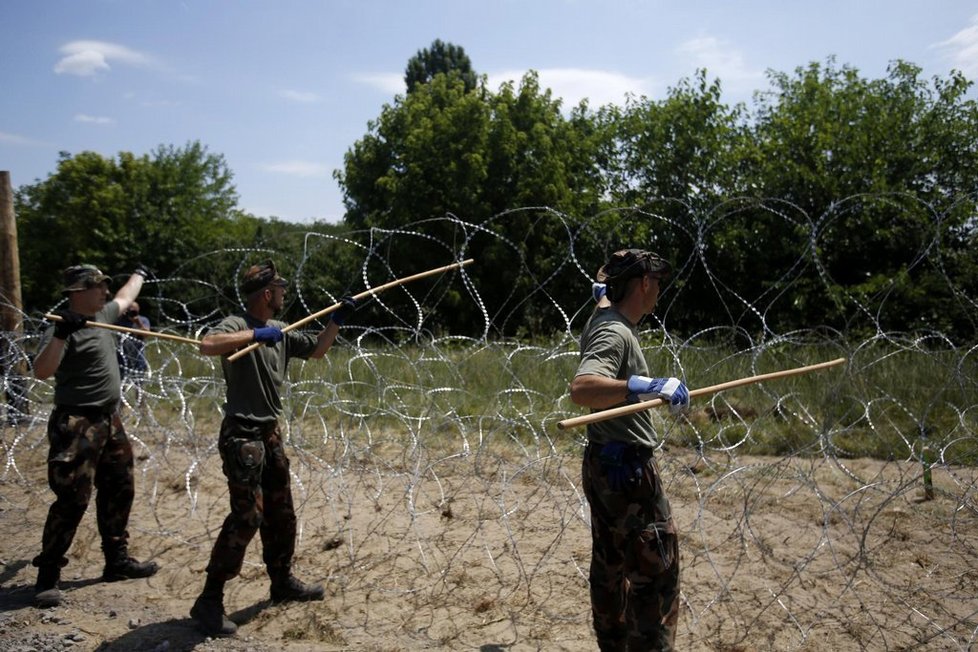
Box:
[102,549,160,582]
[34,565,62,608]
[190,590,237,637]
[269,573,324,603]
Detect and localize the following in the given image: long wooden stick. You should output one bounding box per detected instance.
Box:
[44,313,201,346]
[227,258,475,362]
[556,357,847,430]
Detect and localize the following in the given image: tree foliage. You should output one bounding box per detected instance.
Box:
[340,52,978,338]
[16,141,257,309]
[737,59,978,335]
[13,50,978,341]
[404,39,478,94]
[336,71,608,334]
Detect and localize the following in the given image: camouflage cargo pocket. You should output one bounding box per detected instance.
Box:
[634,523,678,575]
[221,437,266,484]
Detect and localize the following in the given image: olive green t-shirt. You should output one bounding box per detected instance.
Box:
[575,307,657,448]
[212,314,319,422]
[39,303,122,408]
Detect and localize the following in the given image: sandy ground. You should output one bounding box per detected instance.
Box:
[1,411,976,652]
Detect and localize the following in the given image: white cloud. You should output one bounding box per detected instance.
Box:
[676,35,764,94]
[280,89,321,103]
[54,40,155,77]
[74,114,114,125]
[489,68,654,108]
[261,161,329,178]
[353,68,655,109]
[934,14,978,77]
[352,67,652,108]
[351,73,404,95]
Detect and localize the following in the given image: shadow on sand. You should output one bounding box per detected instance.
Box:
[93,600,272,651]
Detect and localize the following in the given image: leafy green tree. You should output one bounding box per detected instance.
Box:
[338,73,491,228]
[404,39,478,94]
[16,141,254,310]
[579,72,751,335]
[740,59,978,335]
[606,70,747,209]
[478,74,607,334]
[336,70,608,335]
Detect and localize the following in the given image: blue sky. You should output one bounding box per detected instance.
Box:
[2,1,977,223]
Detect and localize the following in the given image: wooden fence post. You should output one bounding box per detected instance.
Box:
[0,170,29,423]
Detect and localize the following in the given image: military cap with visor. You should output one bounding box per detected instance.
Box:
[596,249,671,303]
[240,259,288,295]
[61,264,112,294]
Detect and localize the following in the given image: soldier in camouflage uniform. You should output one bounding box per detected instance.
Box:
[31,264,160,608]
[190,260,357,637]
[570,249,690,651]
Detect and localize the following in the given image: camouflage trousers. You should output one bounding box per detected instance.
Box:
[582,441,681,652]
[33,405,135,569]
[204,416,297,582]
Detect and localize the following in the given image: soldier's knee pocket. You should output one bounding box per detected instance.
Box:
[636,528,678,575]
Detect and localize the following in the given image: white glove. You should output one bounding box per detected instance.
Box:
[592,282,607,303]
[627,375,690,415]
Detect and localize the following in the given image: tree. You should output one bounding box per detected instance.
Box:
[337,73,491,230]
[336,70,608,335]
[569,72,752,335]
[404,39,478,94]
[16,141,254,309]
[605,70,747,209]
[740,59,978,335]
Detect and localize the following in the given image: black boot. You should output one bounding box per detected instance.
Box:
[34,565,62,608]
[269,573,324,603]
[102,548,160,582]
[190,577,236,637]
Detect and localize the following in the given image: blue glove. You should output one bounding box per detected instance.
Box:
[592,283,607,303]
[330,295,358,326]
[252,325,283,345]
[627,375,690,415]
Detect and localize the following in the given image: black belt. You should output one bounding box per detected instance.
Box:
[224,414,277,437]
[585,440,654,460]
[55,403,118,421]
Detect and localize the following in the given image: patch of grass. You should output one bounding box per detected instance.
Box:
[130,337,978,465]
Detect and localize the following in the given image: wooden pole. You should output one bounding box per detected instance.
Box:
[557,357,847,430]
[227,258,474,362]
[0,171,22,333]
[44,313,201,345]
[0,170,29,423]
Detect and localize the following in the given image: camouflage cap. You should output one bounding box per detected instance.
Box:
[596,249,671,302]
[240,259,288,295]
[62,264,111,294]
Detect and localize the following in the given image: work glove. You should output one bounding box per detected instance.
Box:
[330,295,358,326]
[592,283,607,303]
[252,325,284,345]
[133,263,154,279]
[53,310,87,340]
[627,375,690,415]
